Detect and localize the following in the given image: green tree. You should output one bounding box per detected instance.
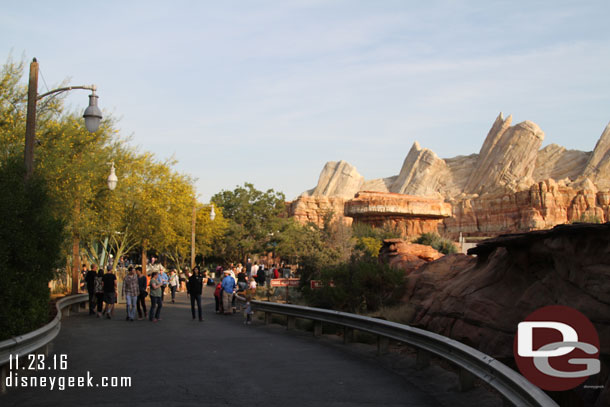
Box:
[0,158,64,339]
[413,232,457,255]
[211,183,285,262]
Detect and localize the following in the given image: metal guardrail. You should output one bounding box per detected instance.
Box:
[0,293,88,393]
[239,297,558,407]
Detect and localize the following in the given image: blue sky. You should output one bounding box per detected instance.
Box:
[2,1,609,201]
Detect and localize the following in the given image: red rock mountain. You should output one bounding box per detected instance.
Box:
[289,113,610,238]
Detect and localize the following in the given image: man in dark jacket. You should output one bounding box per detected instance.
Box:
[187,266,204,321]
[85,264,98,315]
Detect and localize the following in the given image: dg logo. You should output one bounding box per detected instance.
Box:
[513,305,601,391]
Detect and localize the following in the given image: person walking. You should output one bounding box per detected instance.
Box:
[149,271,163,322]
[251,261,259,282]
[85,264,98,315]
[136,267,148,320]
[94,268,104,318]
[169,269,179,303]
[158,266,169,301]
[221,270,236,315]
[102,266,117,319]
[179,270,187,292]
[122,266,139,322]
[257,263,266,287]
[236,268,247,293]
[187,266,204,321]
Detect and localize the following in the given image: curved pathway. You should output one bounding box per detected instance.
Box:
[3,289,500,406]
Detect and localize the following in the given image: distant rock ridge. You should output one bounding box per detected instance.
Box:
[289,113,610,236]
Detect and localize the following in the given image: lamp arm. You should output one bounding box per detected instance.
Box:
[37,85,97,100]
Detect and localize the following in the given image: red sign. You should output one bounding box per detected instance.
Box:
[271,278,300,287]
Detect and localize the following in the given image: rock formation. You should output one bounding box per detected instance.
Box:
[345,191,451,238]
[302,160,364,199]
[389,142,451,197]
[378,239,443,273]
[463,115,545,194]
[289,195,350,227]
[289,113,610,237]
[397,224,610,406]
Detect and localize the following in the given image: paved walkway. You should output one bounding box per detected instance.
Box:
[3,289,501,406]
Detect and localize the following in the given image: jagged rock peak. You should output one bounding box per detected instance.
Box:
[464,115,544,194]
[583,121,610,190]
[308,160,364,199]
[389,141,448,197]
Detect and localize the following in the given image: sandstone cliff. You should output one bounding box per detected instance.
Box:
[302,160,364,199]
[399,224,610,406]
[289,114,610,236]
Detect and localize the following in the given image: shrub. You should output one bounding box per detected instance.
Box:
[575,213,602,224]
[413,232,457,255]
[352,223,402,258]
[0,159,64,340]
[303,257,406,313]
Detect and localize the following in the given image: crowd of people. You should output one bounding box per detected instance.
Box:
[82,258,287,325]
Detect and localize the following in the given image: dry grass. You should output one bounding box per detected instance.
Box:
[367,303,417,326]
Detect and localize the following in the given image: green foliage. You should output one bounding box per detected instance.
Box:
[355,236,383,257]
[0,159,64,339]
[413,232,457,255]
[352,222,402,258]
[0,55,225,280]
[211,183,285,261]
[575,213,602,224]
[303,257,406,313]
[352,222,402,240]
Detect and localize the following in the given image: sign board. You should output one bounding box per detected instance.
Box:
[310,280,335,289]
[271,278,300,288]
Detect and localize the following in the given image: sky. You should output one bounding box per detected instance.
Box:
[2,1,609,201]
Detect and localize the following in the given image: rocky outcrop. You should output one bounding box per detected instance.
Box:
[400,224,610,406]
[533,144,590,181]
[291,114,610,238]
[345,191,451,238]
[443,179,610,236]
[378,239,443,273]
[389,142,451,197]
[289,195,349,228]
[304,160,364,199]
[464,115,544,194]
[583,122,610,190]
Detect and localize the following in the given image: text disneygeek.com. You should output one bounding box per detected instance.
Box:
[5,371,132,391]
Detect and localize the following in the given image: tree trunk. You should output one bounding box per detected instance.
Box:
[142,239,148,275]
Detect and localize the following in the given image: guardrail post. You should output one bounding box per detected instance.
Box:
[458,368,475,392]
[287,316,296,331]
[377,336,389,356]
[61,306,70,317]
[1,364,7,394]
[343,327,353,344]
[264,312,272,325]
[313,321,322,337]
[416,349,430,369]
[44,342,53,356]
[71,303,80,313]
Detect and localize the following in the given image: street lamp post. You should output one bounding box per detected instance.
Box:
[24,58,102,179]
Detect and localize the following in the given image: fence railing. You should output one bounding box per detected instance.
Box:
[238,297,558,407]
[0,293,88,393]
